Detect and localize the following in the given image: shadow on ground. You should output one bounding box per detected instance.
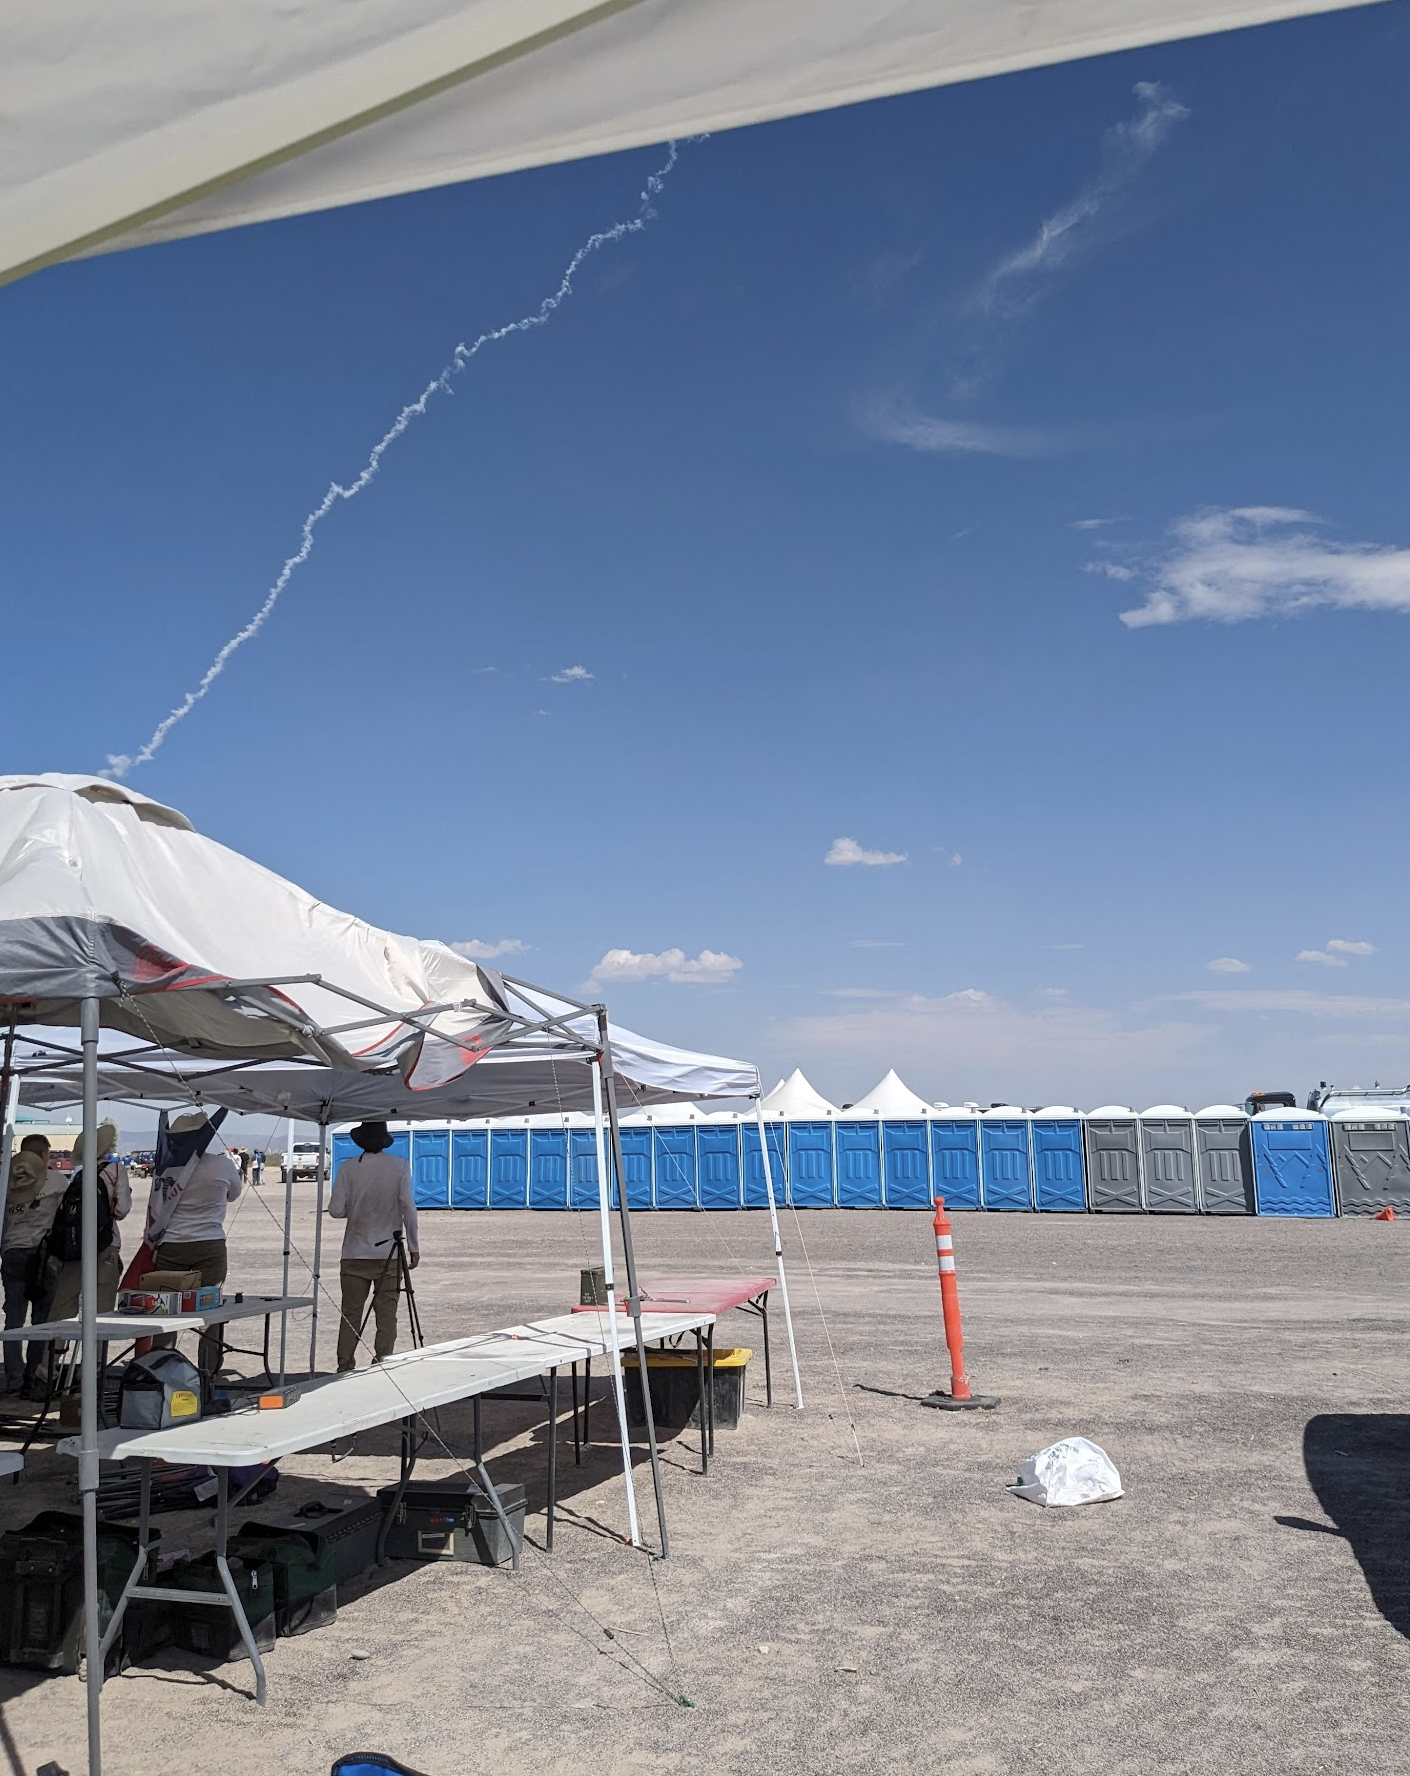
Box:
[1281,1413,1410,1640]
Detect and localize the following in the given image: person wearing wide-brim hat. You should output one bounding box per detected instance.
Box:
[329,1121,419,1372]
[149,1110,242,1372]
[47,1119,131,1324]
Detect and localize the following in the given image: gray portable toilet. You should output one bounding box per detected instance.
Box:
[1328,1112,1410,1216]
[1083,1107,1143,1212]
[1193,1105,1255,1215]
[1139,1105,1198,1214]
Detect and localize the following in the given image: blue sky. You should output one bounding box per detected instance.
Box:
[5,3,1410,1110]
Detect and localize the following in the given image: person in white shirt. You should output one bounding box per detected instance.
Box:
[47,1120,132,1324]
[329,1121,419,1372]
[150,1111,242,1371]
[2,1136,68,1394]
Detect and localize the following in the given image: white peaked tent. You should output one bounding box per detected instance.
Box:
[841,1069,936,1119]
[0,0,1377,285]
[759,1068,838,1120]
[0,776,798,1776]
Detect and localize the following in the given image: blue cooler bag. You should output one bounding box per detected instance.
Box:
[332,1760,431,1776]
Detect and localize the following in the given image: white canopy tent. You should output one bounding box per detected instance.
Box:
[759,1068,838,1120]
[841,1069,937,1120]
[0,0,1378,286]
[0,775,794,1772]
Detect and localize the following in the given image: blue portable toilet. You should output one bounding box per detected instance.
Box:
[330,1132,358,1182]
[616,1122,654,1210]
[835,1119,882,1207]
[568,1123,602,1211]
[410,1128,450,1209]
[929,1111,982,1210]
[653,1121,699,1209]
[697,1117,742,1209]
[1251,1110,1335,1217]
[741,1119,788,1208]
[450,1128,488,1208]
[1030,1108,1086,1211]
[843,1071,932,1208]
[488,1125,528,1209]
[981,1109,1033,1210]
[882,1123,931,1208]
[788,1121,836,1208]
[528,1125,569,1210]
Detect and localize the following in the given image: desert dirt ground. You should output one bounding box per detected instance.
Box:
[2,1190,1408,1776]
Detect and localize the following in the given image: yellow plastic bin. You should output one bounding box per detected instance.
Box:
[623,1347,752,1431]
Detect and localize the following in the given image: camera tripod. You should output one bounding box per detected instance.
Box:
[356,1230,426,1353]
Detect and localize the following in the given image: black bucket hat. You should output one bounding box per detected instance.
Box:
[350,1121,393,1153]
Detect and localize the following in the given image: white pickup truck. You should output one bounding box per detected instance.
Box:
[290,1140,327,1180]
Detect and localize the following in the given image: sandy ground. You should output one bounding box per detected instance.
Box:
[2,1189,1408,1776]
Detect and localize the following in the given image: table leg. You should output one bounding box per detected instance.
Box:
[377,1414,419,1565]
[546,1367,559,1553]
[570,1363,581,1467]
[473,1396,483,1465]
[215,1467,267,1706]
[99,1459,155,1673]
[583,1355,592,1446]
[706,1324,716,1457]
[761,1292,773,1407]
[21,1343,59,1460]
[695,1333,708,1477]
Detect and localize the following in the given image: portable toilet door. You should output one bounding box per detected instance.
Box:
[1139,1108,1199,1214]
[788,1121,836,1208]
[930,1113,981,1210]
[1084,1109,1143,1212]
[410,1128,450,1209]
[568,1127,601,1211]
[529,1127,569,1210]
[697,1120,742,1210]
[488,1125,528,1209]
[330,1132,358,1182]
[617,1125,654,1210]
[835,1120,883,1208]
[742,1120,788,1208]
[882,1121,931,1209]
[1193,1108,1254,1215]
[1250,1112,1335,1217]
[1328,1114,1410,1215]
[653,1124,699,1209]
[980,1111,1033,1210]
[1030,1110,1086,1212]
[451,1128,489,1209]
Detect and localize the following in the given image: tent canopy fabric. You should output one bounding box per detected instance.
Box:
[839,1068,935,1120]
[758,1068,837,1120]
[1,0,1377,285]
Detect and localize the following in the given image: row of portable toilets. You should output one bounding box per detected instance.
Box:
[332,1104,1410,1218]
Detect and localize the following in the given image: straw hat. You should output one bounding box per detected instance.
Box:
[70,1119,119,1161]
[170,1110,212,1136]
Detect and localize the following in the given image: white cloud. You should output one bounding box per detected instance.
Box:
[1037,987,1069,999]
[949,853,963,868]
[851,939,906,949]
[861,396,1065,459]
[1296,949,1348,968]
[1116,507,1410,628]
[448,938,528,961]
[1049,942,1084,951]
[1328,938,1375,956]
[1072,517,1126,531]
[819,987,904,1000]
[549,665,593,683]
[1173,990,1410,1017]
[1088,561,1136,582]
[1205,957,1251,975]
[826,836,908,868]
[588,947,742,986]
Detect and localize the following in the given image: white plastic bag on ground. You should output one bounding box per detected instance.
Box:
[1008,1437,1123,1507]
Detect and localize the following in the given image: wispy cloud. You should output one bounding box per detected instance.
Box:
[1297,949,1348,968]
[449,937,529,961]
[861,396,1067,459]
[819,987,904,1000]
[948,852,963,869]
[1206,957,1251,975]
[1116,507,1410,628]
[1328,938,1375,956]
[851,939,906,949]
[549,665,593,683]
[1173,989,1410,1017]
[1072,517,1126,532]
[1049,942,1084,951]
[1296,938,1376,968]
[588,946,742,986]
[826,836,908,868]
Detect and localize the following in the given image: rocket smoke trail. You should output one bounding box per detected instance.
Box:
[104,141,687,779]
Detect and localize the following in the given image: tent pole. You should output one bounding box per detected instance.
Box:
[596,1010,669,1558]
[278,1132,294,1385]
[309,1115,328,1377]
[755,1103,803,1409]
[79,995,104,1776]
[590,1061,641,1548]
[0,1015,19,1228]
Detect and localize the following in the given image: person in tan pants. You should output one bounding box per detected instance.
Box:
[329,1122,419,1371]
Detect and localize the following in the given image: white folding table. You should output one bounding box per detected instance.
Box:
[59,1308,713,1703]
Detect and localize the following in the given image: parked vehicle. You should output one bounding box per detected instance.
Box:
[290,1140,326,1180]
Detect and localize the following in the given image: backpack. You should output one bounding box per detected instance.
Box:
[48,1163,115,1264]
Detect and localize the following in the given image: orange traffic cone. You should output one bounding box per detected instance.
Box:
[921,1198,999,1411]
[1375,1206,1396,1221]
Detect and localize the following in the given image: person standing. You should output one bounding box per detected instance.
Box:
[237,1147,251,1187]
[150,1111,242,1372]
[329,1122,418,1372]
[47,1120,131,1322]
[2,1135,67,1395]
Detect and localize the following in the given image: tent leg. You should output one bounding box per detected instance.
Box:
[309,1115,328,1377]
[755,1104,803,1409]
[80,995,103,1776]
[597,1015,669,1558]
[590,1059,641,1549]
[0,1016,18,1227]
[278,1154,293,1386]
